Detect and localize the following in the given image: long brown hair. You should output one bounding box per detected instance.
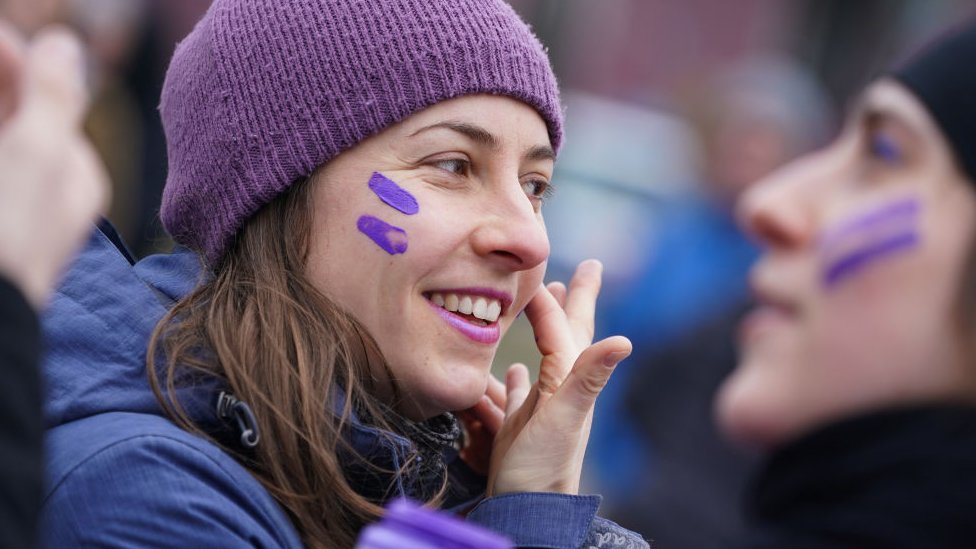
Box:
[148,175,442,548]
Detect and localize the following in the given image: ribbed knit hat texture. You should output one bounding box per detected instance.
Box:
[160,0,563,267]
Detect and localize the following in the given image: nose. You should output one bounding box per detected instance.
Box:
[737,152,826,250]
[470,184,550,271]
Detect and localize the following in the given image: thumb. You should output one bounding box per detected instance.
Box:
[550,336,632,420]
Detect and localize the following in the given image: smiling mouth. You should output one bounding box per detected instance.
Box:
[422,291,508,344]
[425,292,503,324]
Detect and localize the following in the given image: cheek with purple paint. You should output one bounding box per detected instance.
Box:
[357,172,420,256]
[819,196,921,287]
[358,215,409,255]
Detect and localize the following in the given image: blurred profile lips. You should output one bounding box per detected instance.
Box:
[739,275,800,345]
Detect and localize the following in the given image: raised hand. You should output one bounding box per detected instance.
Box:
[0,23,109,309]
[483,259,632,495]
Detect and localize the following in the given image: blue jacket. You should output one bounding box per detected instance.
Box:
[40,224,647,548]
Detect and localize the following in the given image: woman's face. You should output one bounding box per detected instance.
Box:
[717,79,976,449]
[305,95,553,420]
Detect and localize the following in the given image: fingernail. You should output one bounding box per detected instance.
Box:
[604,351,629,368]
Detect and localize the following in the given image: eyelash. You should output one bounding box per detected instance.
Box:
[522,178,554,201]
[430,158,554,202]
[432,158,469,176]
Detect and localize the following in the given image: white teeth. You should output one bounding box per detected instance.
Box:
[485,300,501,322]
[472,298,488,319]
[428,292,503,323]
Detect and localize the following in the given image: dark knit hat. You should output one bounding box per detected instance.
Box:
[159,0,563,267]
[891,21,976,182]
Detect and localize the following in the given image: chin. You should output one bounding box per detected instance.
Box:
[715,370,790,451]
[402,375,488,420]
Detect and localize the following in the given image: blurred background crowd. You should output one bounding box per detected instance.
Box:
[3,0,974,547]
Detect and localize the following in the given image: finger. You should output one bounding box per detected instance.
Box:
[504,363,531,417]
[464,394,504,436]
[562,259,603,344]
[0,21,26,124]
[485,373,507,409]
[15,26,87,138]
[548,336,631,425]
[546,281,567,309]
[524,283,575,357]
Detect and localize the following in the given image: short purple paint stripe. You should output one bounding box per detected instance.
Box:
[368,172,419,215]
[357,215,408,255]
[820,197,919,248]
[823,231,918,286]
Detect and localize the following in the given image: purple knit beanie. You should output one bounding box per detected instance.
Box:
[159,0,563,267]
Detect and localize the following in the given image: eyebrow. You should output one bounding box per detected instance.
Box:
[409,120,556,162]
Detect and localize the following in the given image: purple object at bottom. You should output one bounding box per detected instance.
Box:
[355,499,513,549]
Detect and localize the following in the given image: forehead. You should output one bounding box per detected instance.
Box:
[394,94,552,146]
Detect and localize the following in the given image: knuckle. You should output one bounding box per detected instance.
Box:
[576,371,607,398]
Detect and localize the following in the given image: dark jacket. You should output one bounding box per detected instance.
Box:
[740,405,976,549]
[0,277,42,549]
[40,223,646,548]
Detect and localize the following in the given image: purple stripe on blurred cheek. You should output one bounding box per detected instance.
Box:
[823,231,918,287]
[368,172,419,215]
[820,197,919,247]
[357,215,408,255]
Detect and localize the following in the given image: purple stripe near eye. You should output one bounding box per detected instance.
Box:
[823,230,918,287]
[357,215,408,255]
[368,172,419,215]
[820,197,919,247]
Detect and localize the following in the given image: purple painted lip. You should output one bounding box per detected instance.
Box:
[427,301,501,344]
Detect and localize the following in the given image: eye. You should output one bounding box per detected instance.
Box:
[868,131,902,164]
[432,158,470,176]
[521,178,554,202]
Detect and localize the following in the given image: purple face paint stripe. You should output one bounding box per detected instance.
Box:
[823,231,918,286]
[820,197,920,247]
[368,172,419,215]
[357,215,408,255]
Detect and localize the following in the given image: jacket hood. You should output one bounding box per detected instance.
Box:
[42,223,206,430]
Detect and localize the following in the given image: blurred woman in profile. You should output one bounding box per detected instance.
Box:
[717,20,976,548]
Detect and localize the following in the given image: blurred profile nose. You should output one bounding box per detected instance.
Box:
[737,153,824,250]
[471,185,550,271]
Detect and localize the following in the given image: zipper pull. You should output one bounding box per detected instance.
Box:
[216,391,260,449]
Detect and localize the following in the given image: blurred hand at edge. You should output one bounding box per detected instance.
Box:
[0,21,109,310]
